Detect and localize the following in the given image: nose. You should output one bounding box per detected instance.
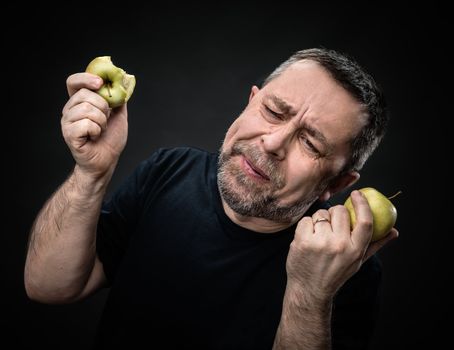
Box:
[261,126,293,160]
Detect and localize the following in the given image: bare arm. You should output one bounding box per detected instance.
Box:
[273,191,398,349]
[24,73,129,303]
[25,167,110,303]
[273,282,332,349]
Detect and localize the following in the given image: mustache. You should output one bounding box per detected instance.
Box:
[229,141,285,189]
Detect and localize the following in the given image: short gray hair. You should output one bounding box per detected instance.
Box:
[263,48,388,171]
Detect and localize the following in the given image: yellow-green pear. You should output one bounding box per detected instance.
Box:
[86,56,136,108]
[344,187,399,242]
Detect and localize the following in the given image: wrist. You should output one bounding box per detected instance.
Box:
[71,164,114,196]
[284,280,333,313]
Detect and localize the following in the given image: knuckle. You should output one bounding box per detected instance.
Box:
[333,204,346,212]
[328,205,344,216]
[303,216,313,223]
[290,239,314,253]
[66,75,73,87]
[62,127,69,140]
[99,97,109,111]
[81,118,93,129]
[358,219,373,229]
[91,124,102,138]
[79,101,93,114]
[299,216,313,225]
[332,242,347,255]
[295,217,312,232]
[74,88,91,102]
[289,240,299,250]
[316,209,329,216]
[63,126,75,142]
[100,111,108,123]
[307,239,326,252]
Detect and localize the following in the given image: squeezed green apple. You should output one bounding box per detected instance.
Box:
[344,187,399,242]
[86,56,136,108]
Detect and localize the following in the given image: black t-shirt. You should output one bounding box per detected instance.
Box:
[94,147,382,349]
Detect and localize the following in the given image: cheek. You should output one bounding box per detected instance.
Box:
[224,119,240,142]
[282,156,325,198]
[222,120,241,152]
[223,113,264,149]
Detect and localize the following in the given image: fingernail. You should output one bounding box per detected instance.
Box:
[107,108,112,118]
[94,78,103,87]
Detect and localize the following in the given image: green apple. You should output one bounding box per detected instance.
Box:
[85,56,136,108]
[344,187,399,242]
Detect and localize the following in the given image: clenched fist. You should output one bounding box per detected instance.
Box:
[61,72,129,180]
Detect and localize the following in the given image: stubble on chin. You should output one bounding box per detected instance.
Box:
[217,141,320,223]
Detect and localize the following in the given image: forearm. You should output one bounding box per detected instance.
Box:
[24,165,113,303]
[273,283,333,350]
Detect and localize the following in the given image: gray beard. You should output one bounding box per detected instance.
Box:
[217,141,327,224]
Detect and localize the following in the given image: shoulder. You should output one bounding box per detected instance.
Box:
[142,146,214,168]
[131,146,216,190]
[134,147,213,175]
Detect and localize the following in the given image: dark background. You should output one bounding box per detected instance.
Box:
[4,3,450,349]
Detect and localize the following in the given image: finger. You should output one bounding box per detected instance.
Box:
[364,228,399,261]
[295,216,314,243]
[64,119,102,146]
[66,73,103,97]
[350,190,374,247]
[313,209,330,220]
[63,88,110,117]
[329,205,350,236]
[63,102,108,132]
[312,209,331,227]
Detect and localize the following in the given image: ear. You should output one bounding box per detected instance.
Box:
[249,85,260,102]
[318,171,360,202]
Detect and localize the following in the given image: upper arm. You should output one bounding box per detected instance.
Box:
[94,149,168,282]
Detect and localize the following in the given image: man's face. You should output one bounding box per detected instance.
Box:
[218,60,366,223]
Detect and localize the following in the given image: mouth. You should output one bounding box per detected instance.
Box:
[241,156,270,181]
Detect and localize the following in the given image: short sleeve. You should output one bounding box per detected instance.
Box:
[96,149,165,284]
[331,254,383,349]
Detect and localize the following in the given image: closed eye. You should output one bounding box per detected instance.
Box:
[301,135,321,156]
[264,105,283,120]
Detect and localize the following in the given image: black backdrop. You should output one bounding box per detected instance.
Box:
[4,3,450,349]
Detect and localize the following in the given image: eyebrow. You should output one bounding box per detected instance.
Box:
[265,94,298,116]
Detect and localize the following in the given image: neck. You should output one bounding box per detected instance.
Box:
[221,198,297,233]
